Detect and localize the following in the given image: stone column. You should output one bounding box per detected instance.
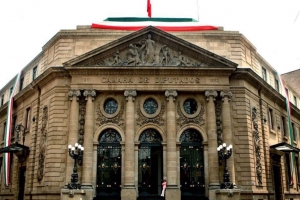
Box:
[65,90,81,185]
[205,90,219,192]
[121,90,137,200]
[82,90,96,191]
[165,90,180,200]
[220,91,235,185]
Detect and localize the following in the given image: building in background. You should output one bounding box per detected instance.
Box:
[0,22,300,200]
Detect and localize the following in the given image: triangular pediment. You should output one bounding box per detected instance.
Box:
[64,26,237,69]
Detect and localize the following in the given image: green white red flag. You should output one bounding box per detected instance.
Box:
[3,71,22,186]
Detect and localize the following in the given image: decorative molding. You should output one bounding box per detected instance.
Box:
[177,101,205,127]
[165,90,178,101]
[124,90,137,101]
[78,98,86,147]
[68,90,81,101]
[137,101,165,126]
[205,90,218,101]
[37,106,48,182]
[83,89,96,101]
[220,91,233,102]
[252,106,262,186]
[215,100,223,157]
[96,100,125,127]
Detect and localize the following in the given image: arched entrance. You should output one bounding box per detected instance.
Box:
[179,129,206,199]
[138,128,163,198]
[95,129,122,200]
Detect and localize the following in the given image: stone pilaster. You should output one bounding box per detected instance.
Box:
[121,90,137,200]
[82,90,96,189]
[165,90,180,200]
[205,90,220,191]
[220,91,235,184]
[66,90,81,185]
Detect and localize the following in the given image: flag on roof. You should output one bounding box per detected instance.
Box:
[91,17,219,31]
[3,71,22,186]
[147,0,151,18]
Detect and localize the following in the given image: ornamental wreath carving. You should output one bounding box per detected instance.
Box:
[177,100,205,127]
[95,101,125,127]
[91,34,207,67]
[37,106,48,182]
[136,101,165,126]
[252,106,262,186]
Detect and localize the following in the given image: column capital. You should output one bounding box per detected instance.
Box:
[220,91,233,102]
[205,90,218,101]
[165,90,178,101]
[83,90,96,101]
[68,89,81,101]
[124,90,137,101]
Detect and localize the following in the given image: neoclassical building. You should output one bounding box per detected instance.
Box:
[0,24,300,200]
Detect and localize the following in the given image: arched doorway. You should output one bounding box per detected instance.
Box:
[179,129,206,199]
[95,129,122,200]
[138,128,163,198]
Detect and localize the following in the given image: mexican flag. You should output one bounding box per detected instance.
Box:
[3,71,22,186]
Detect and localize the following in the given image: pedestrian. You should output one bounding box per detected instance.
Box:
[161,179,167,197]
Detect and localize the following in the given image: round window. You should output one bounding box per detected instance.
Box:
[143,98,158,114]
[104,98,118,114]
[183,99,198,114]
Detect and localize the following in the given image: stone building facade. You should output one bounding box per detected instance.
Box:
[0,25,300,200]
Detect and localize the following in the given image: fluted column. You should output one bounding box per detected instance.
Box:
[121,90,137,200]
[220,91,235,184]
[165,90,180,200]
[82,89,96,187]
[205,90,219,189]
[66,90,81,185]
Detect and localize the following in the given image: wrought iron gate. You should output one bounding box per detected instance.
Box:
[138,129,163,197]
[95,129,122,199]
[179,129,206,199]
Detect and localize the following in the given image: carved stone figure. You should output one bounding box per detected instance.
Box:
[140,34,155,64]
[112,51,123,66]
[127,44,141,66]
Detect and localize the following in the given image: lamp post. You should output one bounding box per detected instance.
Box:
[67,143,84,189]
[217,143,233,189]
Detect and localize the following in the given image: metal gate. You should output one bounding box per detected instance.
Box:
[95,129,122,200]
[179,129,206,199]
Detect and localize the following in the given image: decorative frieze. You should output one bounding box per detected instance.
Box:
[215,100,223,154]
[252,106,262,186]
[37,106,48,182]
[78,98,86,147]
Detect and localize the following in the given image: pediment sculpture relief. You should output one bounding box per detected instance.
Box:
[96,34,207,67]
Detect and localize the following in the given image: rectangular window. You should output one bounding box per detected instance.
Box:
[33,66,37,80]
[296,156,300,186]
[19,77,24,92]
[285,153,292,187]
[10,87,13,95]
[275,79,279,92]
[25,108,31,130]
[0,157,2,184]
[292,123,296,141]
[294,96,297,107]
[285,88,289,97]
[281,116,286,137]
[1,94,4,106]
[3,122,6,141]
[269,108,274,130]
[262,67,267,81]
[11,115,17,140]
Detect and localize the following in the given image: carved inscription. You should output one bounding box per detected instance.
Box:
[99,77,201,84]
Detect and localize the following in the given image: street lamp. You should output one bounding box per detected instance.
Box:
[67,143,84,189]
[217,143,233,189]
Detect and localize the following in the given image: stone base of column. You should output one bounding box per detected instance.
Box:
[208,183,221,200]
[165,186,180,200]
[121,186,137,200]
[215,189,241,200]
[61,188,88,200]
